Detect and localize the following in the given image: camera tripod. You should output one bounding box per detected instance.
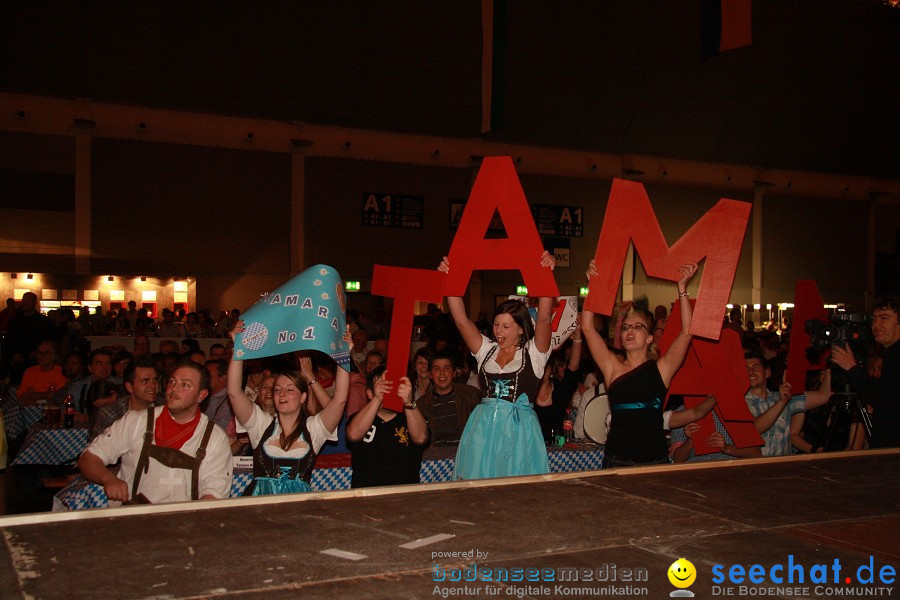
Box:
[812,392,872,452]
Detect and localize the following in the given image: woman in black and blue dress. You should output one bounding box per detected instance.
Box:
[438,251,556,479]
[582,260,714,468]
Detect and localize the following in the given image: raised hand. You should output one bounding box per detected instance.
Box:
[540,250,556,271]
[437,256,450,274]
[778,380,792,403]
[230,319,245,340]
[586,259,598,280]
[676,263,699,290]
[299,356,315,382]
[684,422,701,440]
[397,376,413,405]
[707,431,726,451]
[372,372,393,403]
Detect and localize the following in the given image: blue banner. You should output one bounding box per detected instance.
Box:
[235,264,350,369]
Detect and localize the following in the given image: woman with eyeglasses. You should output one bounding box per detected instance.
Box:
[582,260,715,468]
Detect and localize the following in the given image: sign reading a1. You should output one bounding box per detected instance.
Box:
[362,193,424,228]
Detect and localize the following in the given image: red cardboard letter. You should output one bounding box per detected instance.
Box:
[585,179,750,340]
[660,303,762,451]
[444,157,560,297]
[784,280,829,391]
[371,265,446,412]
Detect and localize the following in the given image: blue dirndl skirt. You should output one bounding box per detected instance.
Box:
[251,466,313,496]
[453,395,550,480]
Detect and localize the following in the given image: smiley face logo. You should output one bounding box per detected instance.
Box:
[668,558,696,589]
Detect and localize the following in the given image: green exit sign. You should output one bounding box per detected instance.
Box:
[345,281,361,292]
[579,286,590,296]
[515,285,528,296]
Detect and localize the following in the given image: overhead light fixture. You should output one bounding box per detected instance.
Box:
[140,276,147,282]
[108,276,114,282]
[26,273,33,280]
[10,273,17,279]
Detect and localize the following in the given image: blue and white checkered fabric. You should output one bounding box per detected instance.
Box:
[311,467,351,491]
[55,447,605,511]
[1,388,51,440]
[12,427,88,466]
[549,448,603,472]
[420,458,454,483]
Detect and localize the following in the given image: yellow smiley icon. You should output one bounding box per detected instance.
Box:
[668,558,697,588]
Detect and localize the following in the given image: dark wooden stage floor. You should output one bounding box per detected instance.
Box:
[0,450,897,599]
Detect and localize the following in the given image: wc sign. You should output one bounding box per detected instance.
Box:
[548,237,570,268]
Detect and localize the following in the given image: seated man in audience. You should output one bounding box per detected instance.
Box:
[363,350,385,377]
[203,359,238,451]
[78,361,232,504]
[62,348,119,412]
[670,398,762,462]
[155,309,182,338]
[347,366,428,488]
[417,351,481,446]
[744,352,831,456]
[208,343,227,361]
[132,334,151,356]
[349,329,369,371]
[90,355,163,440]
[17,340,68,402]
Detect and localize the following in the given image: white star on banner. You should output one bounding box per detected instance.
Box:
[321,292,330,300]
[319,268,329,276]
[313,279,322,287]
[234,349,245,359]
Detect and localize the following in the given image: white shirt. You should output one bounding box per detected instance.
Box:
[85,406,233,503]
[473,334,551,377]
[243,403,336,458]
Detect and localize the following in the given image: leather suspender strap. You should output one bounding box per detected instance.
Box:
[131,406,155,500]
[191,417,216,500]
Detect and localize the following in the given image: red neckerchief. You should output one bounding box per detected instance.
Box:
[318,376,335,389]
[155,406,201,449]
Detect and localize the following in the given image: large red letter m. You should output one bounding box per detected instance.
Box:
[585,179,751,340]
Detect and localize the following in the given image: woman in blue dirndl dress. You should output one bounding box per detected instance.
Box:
[438,251,556,480]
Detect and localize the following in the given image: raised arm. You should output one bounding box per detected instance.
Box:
[399,376,428,445]
[346,373,388,443]
[567,315,583,371]
[438,256,483,354]
[753,381,792,434]
[802,369,832,410]
[657,263,699,386]
[317,357,349,434]
[227,320,255,427]
[582,261,620,382]
[667,395,716,429]
[532,250,557,354]
[299,355,327,415]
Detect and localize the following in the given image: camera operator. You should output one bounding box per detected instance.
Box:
[831,297,900,448]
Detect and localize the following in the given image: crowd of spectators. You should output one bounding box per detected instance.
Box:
[0,288,895,508]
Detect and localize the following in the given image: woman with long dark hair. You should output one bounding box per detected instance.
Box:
[227,321,349,495]
[438,251,556,479]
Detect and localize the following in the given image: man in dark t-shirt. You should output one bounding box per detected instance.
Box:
[346,366,429,488]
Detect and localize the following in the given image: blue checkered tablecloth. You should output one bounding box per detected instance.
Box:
[1,388,45,440]
[54,445,603,511]
[12,425,89,466]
